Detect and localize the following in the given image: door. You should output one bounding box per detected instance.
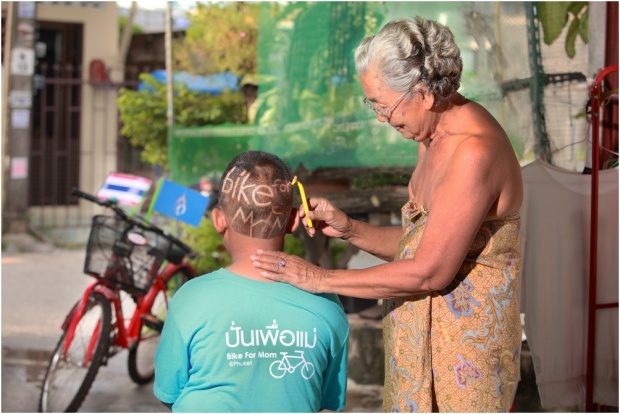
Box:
[30,21,83,206]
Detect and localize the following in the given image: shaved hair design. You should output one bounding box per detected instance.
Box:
[218,151,293,239]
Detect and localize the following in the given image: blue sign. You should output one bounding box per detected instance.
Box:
[152,179,210,227]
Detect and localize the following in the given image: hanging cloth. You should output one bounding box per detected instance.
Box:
[520,159,618,408]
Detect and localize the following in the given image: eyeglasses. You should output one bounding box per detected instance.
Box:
[363,90,409,120]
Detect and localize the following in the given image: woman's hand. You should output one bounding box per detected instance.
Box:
[302,197,353,239]
[250,250,329,293]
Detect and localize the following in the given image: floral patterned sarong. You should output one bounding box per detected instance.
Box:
[382,201,522,412]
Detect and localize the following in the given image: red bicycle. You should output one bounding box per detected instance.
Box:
[39,188,198,412]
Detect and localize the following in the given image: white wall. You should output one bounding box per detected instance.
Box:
[34,2,121,227]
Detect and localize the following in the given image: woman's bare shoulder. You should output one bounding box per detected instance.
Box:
[458,100,508,136]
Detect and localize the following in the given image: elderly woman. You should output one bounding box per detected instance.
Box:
[252,16,523,412]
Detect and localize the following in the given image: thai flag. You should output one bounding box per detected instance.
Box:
[97,173,152,206]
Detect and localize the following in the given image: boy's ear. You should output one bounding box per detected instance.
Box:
[286,207,300,234]
[211,207,228,235]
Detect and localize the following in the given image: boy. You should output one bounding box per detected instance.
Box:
[153,150,349,412]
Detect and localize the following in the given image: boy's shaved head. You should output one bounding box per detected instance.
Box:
[218,151,293,239]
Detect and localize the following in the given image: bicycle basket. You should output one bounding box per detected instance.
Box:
[84,215,172,294]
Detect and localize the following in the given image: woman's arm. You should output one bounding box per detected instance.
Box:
[252,136,503,299]
[322,136,518,298]
[341,219,403,262]
[303,197,403,261]
[250,251,431,299]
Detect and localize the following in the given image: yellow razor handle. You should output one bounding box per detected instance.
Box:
[292,176,313,228]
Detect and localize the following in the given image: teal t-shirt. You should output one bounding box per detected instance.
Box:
[153,268,349,412]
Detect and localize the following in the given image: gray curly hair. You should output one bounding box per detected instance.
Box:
[355,16,462,107]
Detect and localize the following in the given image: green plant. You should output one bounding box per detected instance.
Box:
[538,2,588,59]
[284,233,305,258]
[117,74,247,168]
[174,2,260,75]
[182,217,231,276]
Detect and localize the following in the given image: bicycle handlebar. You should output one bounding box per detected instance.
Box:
[71,187,196,257]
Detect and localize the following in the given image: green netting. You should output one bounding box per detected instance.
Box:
[169,111,418,186]
[170,2,590,186]
[169,126,252,185]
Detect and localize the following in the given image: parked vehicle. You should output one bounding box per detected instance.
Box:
[39,188,198,412]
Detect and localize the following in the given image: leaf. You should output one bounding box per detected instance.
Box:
[567,1,588,43]
[565,15,580,59]
[538,1,570,45]
[578,8,589,43]
[567,1,587,16]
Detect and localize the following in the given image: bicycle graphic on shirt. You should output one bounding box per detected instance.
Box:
[269,351,315,380]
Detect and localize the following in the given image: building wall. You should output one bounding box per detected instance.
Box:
[32,2,121,233]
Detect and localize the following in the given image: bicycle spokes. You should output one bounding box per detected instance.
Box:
[39,294,112,413]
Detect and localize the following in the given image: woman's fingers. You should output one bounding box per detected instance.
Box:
[250,250,323,293]
[260,269,282,282]
[298,206,316,236]
[307,208,349,239]
[308,209,331,223]
[252,250,298,279]
[251,249,285,271]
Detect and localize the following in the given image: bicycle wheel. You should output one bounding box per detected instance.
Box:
[301,362,315,379]
[128,267,192,384]
[39,293,112,412]
[269,360,287,379]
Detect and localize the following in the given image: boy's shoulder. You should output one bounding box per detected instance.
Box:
[171,268,228,299]
[172,269,347,318]
[181,268,224,286]
[314,292,346,310]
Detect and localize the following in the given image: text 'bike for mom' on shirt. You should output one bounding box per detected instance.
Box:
[225,319,318,380]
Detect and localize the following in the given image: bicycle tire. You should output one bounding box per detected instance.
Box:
[269,360,287,379]
[39,293,112,413]
[301,362,315,379]
[127,267,192,384]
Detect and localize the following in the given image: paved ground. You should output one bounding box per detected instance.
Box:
[1,242,382,412]
[0,236,563,413]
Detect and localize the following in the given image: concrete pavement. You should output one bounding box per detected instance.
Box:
[1,236,554,413]
[1,247,163,413]
[1,240,382,412]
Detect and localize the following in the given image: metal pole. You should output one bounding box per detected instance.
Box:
[165,1,174,130]
[525,2,552,163]
[585,64,618,412]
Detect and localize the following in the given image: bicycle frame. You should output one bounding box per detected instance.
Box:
[281,352,306,369]
[61,259,194,366]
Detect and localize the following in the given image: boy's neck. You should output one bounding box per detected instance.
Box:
[225,232,285,282]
